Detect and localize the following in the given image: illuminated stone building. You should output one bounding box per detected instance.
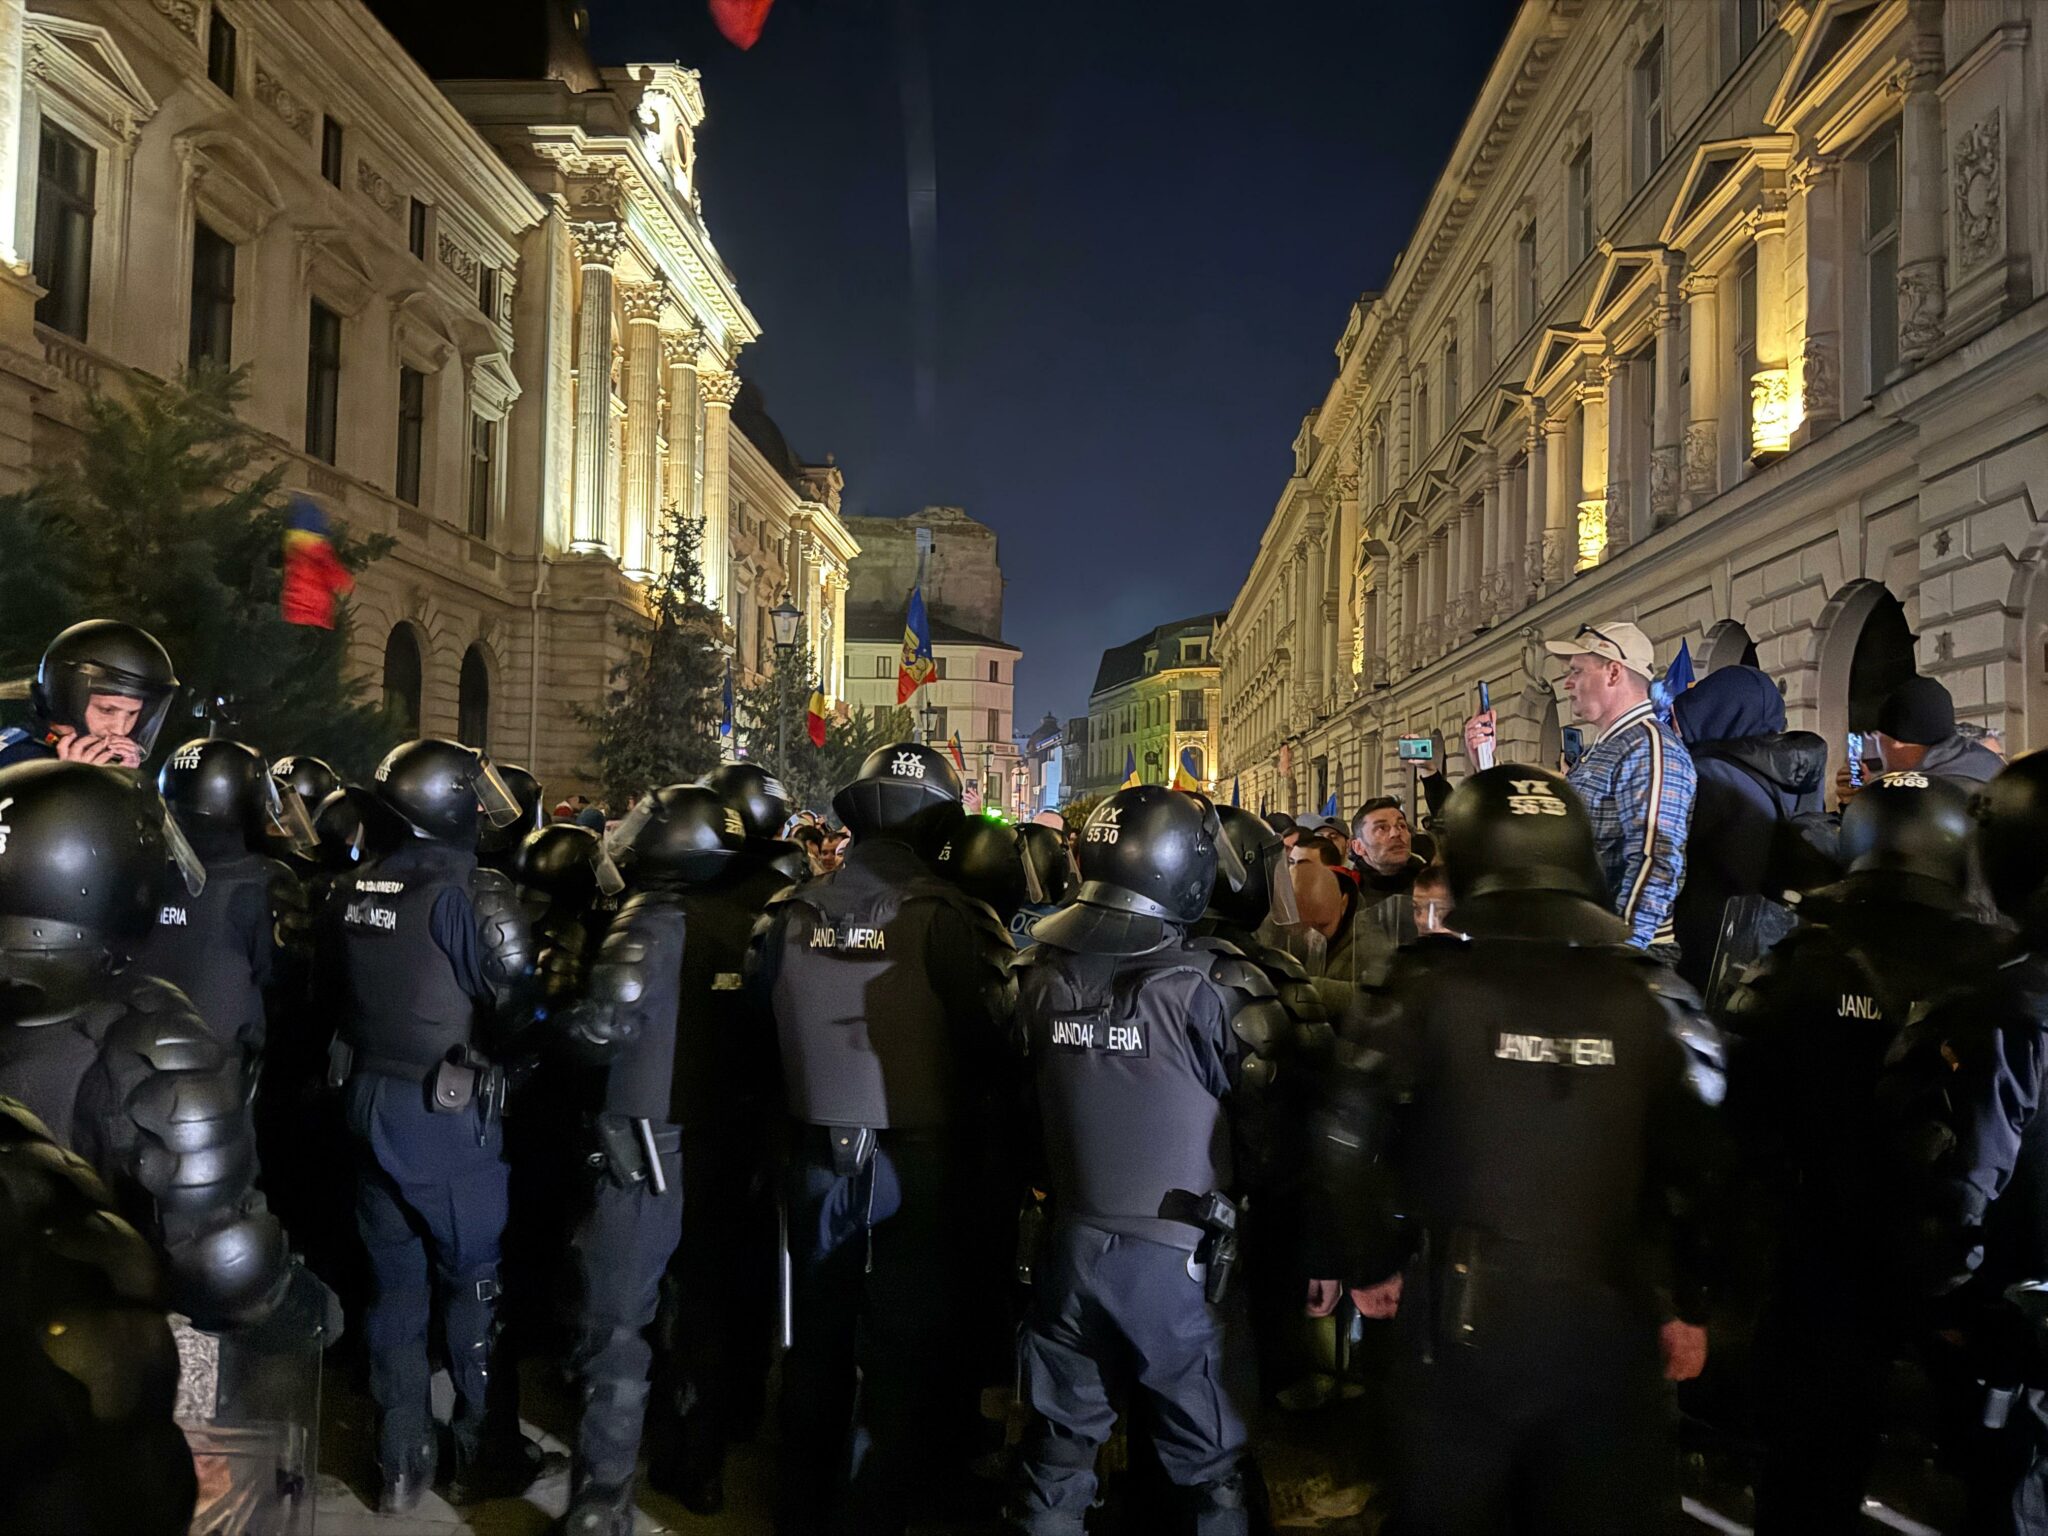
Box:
[1079,613,1223,797]
[1219,0,2048,816]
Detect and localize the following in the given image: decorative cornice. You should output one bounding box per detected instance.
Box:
[437,231,479,283]
[356,159,401,221]
[253,65,311,142]
[151,0,198,44]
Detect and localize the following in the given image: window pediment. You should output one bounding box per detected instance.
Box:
[1523,327,1598,397]
[1766,0,1895,128]
[1659,136,1794,260]
[178,129,283,244]
[26,17,156,140]
[1484,387,1530,437]
[294,225,379,316]
[1582,245,1664,332]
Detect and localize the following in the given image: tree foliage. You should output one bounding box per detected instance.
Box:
[574,506,729,813]
[1059,792,1105,831]
[0,365,398,777]
[735,618,913,816]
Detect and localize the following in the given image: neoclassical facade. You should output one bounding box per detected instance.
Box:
[1220,0,2048,817]
[1079,614,1223,798]
[8,0,853,791]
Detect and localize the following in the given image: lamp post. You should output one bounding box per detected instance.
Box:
[769,595,801,782]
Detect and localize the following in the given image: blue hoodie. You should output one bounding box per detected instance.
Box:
[1669,666,1835,988]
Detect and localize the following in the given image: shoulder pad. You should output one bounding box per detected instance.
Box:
[1617,954,1728,1108]
[1188,938,1280,1002]
[102,980,218,1074]
[1253,942,1314,985]
[933,886,1017,957]
[1195,943,1289,1057]
[472,867,535,998]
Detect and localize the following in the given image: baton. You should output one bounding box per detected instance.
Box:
[635,1117,667,1196]
[778,1191,794,1352]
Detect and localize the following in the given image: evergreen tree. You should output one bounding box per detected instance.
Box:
[0,365,398,777]
[576,505,728,812]
[736,620,912,815]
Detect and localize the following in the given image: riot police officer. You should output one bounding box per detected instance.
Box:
[553,785,744,1535]
[477,763,548,878]
[748,741,1014,1535]
[1883,750,2048,1533]
[935,814,1072,953]
[0,760,307,1329]
[268,753,341,871]
[1004,786,1282,1536]
[651,761,801,1514]
[0,619,180,769]
[1,1097,197,1536]
[1724,771,2004,1534]
[1313,764,1724,1535]
[137,737,317,1068]
[328,737,540,1511]
[513,820,620,1008]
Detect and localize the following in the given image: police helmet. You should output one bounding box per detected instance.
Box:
[831,742,963,850]
[475,764,547,859]
[1440,764,1610,908]
[372,738,524,844]
[0,760,189,954]
[511,822,609,906]
[1037,786,1220,949]
[1209,804,1295,930]
[268,754,339,815]
[1838,770,1973,890]
[935,816,1028,920]
[700,761,792,842]
[761,838,811,885]
[1017,821,1074,908]
[311,784,405,871]
[1976,751,2048,927]
[607,784,745,886]
[31,620,180,755]
[158,738,318,857]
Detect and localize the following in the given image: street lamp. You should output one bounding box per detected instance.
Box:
[770,595,801,780]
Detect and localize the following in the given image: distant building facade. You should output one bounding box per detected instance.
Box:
[843,602,1021,812]
[1079,613,1223,796]
[1219,0,2048,816]
[843,504,1005,638]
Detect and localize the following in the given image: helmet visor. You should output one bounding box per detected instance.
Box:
[592,838,628,897]
[1021,832,1050,906]
[473,757,523,828]
[161,803,207,897]
[1266,847,1301,928]
[63,661,179,755]
[606,795,657,865]
[261,773,322,858]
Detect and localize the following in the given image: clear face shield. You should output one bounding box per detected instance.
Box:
[259,772,321,859]
[591,834,628,897]
[63,663,178,756]
[605,795,658,868]
[1020,830,1050,906]
[161,803,207,897]
[1265,841,1302,928]
[472,756,524,829]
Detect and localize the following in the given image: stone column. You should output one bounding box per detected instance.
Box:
[1477,478,1500,625]
[1523,414,1547,604]
[662,326,703,570]
[618,281,666,580]
[569,222,625,554]
[1751,197,1792,457]
[1603,358,1631,560]
[0,0,25,269]
[1442,514,1464,639]
[1332,471,1359,686]
[829,572,848,698]
[1297,527,1325,705]
[1497,459,1523,614]
[698,366,742,614]
[1542,411,1573,586]
[1650,263,1684,524]
[1682,274,1720,513]
[1895,0,1946,368]
[1795,158,1842,443]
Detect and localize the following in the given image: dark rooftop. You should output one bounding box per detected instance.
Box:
[845,603,1017,653]
[1090,612,1225,697]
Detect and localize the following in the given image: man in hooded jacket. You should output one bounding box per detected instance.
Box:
[1669,666,1836,990]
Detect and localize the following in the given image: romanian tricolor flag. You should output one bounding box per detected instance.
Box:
[1121,747,1140,789]
[946,732,966,773]
[806,689,828,748]
[1170,748,1200,793]
[280,496,353,629]
[709,0,774,48]
[897,586,936,704]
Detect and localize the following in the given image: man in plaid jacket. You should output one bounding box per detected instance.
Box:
[1467,621,1695,952]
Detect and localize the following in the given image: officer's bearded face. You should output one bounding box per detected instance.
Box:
[83,693,144,741]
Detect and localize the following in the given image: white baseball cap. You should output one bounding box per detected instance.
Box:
[1544,621,1656,680]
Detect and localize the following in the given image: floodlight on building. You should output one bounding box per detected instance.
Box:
[1575,498,1608,572]
[1750,368,1794,456]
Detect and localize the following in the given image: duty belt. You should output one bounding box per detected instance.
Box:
[350,1049,445,1083]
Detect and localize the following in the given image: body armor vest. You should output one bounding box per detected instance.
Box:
[0,997,107,1147]
[674,857,790,1129]
[771,843,967,1131]
[337,842,479,1067]
[133,850,283,1055]
[1021,940,1236,1251]
[598,889,686,1122]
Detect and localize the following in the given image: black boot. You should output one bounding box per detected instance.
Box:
[445,1426,545,1504]
[557,1477,636,1536]
[377,1433,436,1516]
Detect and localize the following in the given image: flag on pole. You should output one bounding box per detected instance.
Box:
[708,0,775,48]
[1120,746,1140,789]
[1230,776,1241,809]
[1258,792,1269,819]
[1322,791,1340,819]
[806,689,828,748]
[280,496,353,628]
[719,664,734,738]
[1170,748,1200,792]
[896,587,936,704]
[946,732,966,773]
[1653,638,1696,723]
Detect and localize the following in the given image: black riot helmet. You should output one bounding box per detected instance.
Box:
[511,822,620,907]
[831,742,964,850]
[700,761,792,842]
[761,838,811,884]
[1017,822,1074,908]
[0,760,201,955]
[1208,804,1299,930]
[1034,787,1225,954]
[1838,770,1974,891]
[475,764,547,860]
[935,816,1029,920]
[311,784,405,871]
[606,784,745,886]
[31,620,180,754]
[1441,764,1611,910]
[1978,751,2048,930]
[268,755,339,816]
[372,738,524,844]
[158,738,318,857]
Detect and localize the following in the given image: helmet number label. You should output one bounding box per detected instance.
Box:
[0,795,13,856]
[1085,805,1121,844]
[890,751,926,779]
[170,743,205,770]
[1506,779,1568,816]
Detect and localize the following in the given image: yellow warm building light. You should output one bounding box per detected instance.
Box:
[1751,368,1793,455]
[1575,499,1607,572]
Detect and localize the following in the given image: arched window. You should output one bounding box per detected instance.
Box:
[383,624,422,736]
[458,645,491,751]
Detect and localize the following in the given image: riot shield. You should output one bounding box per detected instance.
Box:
[173,1308,325,1536]
[1703,893,1800,1020]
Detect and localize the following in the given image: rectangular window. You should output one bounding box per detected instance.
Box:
[1737,0,1780,60]
[305,300,341,463]
[1442,339,1459,426]
[1180,688,1206,725]
[987,708,1000,742]
[467,414,495,536]
[187,221,235,372]
[478,263,498,319]
[1735,251,1759,459]
[876,656,891,679]
[320,115,344,187]
[934,657,948,681]
[32,123,94,341]
[408,198,428,260]
[1516,222,1538,332]
[395,366,425,505]
[1414,380,1430,449]
[1862,128,1900,388]
[1635,35,1665,188]
[987,660,1000,682]
[1474,287,1493,380]
[206,8,237,94]
[1568,141,1594,266]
